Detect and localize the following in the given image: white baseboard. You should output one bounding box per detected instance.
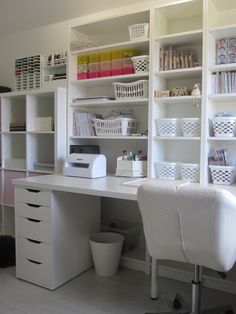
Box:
[121,258,236,295]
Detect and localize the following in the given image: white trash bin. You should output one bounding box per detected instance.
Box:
[89,232,124,276]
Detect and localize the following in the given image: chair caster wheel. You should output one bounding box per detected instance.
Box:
[172,296,182,310]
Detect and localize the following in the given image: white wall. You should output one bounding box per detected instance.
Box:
[0,0,188,89]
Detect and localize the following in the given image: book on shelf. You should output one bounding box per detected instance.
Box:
[212,70,236,94]
[73,110,102,136]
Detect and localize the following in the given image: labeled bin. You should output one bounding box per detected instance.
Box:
[90,232,124,276]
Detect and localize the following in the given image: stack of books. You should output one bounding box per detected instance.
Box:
[159,47,199,71]
[211,71,236,94]
[10,122,26,131]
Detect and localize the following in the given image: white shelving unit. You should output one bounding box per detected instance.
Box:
[204,0,236,185]
[150,0,203,181]
[0,87,66,234]
[68,10,150,174]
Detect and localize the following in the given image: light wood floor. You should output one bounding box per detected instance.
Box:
[0,266,235,314]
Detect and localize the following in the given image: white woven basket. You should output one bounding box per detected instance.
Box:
[156,118,180,137]
[181,163,200,182]
[128,23,149,41]
[93,117,136,136]
[155,162,180,180]
[212,117,236,137]
[209,165,236,185]
[131,55,149,73]
[112,80,148,99]
[181,118,200,137]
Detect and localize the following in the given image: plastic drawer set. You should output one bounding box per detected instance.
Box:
[15,186,100,289]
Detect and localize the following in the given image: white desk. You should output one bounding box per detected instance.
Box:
[14,174,140,200]
[13,175,142,290]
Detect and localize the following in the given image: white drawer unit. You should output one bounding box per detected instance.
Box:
[15,184,101,290]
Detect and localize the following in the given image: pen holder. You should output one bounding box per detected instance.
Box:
[115,157,147,177]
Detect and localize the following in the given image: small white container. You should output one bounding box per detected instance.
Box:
[131,55,149,73]
[212,117,236,137]
[89,232,124,276]
[155,161,180,180]
[156,118,180,137]
[35,117,53,131]
[181,163,200,182]
[128,23,149,41]
[209,165,236,185]
[181,118,200,137]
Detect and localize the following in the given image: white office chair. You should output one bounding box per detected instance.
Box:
[137,180,236,314]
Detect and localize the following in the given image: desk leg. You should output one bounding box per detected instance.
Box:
[151,257,158,300]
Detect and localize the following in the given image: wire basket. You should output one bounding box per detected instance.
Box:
[155,162,180,180]
[156,118,180,137]
[112,80,148,99]
[131,55,149,73]
[128,23,149,41]
[93,117,136,136]
[212,117,236,137]
[209,165,236,185]
[181,118,201,137]
[181,163,200,182]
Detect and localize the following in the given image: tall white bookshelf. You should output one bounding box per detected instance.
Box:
[0,87,66,234]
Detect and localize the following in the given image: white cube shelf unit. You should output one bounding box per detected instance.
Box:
[0,87,66,235]
[68,0,236,189]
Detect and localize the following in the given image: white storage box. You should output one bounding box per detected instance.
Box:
[35,117,53,131]
[212,117,236,137]
[131,55,149,73]
[94,118,136,136]
[181,118,200,137]
[116,157,147,177]
[181,163,200,182]
[156,118,180,137]
[155,161,180,180]
[128,23,149,41]
[209,165,236,185]
[112,80,148,99]
[5,158,26,169]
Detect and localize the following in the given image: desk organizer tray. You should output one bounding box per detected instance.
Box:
[116,157,147,177]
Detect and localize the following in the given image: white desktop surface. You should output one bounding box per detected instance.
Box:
[13,174,142,200]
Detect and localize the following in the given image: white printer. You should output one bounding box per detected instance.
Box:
[63,153,106,178]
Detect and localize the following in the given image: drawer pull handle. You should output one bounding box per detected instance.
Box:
[26,189,40,193]
[27,238,42,244]
[27,259,42,265]
[26,218,41,223]
[26,203,41,208]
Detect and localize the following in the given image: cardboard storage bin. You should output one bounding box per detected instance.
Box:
[101,219,140,253]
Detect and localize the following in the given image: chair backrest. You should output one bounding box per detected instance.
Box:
[137,181,236,272]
